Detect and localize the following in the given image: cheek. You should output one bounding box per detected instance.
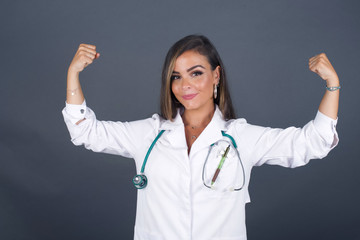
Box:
[198,77,213,93]
[171,82,179,96]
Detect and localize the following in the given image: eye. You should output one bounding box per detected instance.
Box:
[191,71,203,77]
[171,75,180,81]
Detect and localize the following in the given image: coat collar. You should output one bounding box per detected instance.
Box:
[159,105,227,130]
[158,105,229,155]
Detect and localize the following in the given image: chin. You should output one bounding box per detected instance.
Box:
[181,102,209,111]
[179,97,214,111]
[181,102,198,110]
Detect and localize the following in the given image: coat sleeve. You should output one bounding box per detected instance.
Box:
[62,100,160,158]
[238,111,339,168]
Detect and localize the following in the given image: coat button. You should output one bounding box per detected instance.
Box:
[80,109,84,114]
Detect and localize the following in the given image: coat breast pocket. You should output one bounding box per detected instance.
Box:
[202,140,245,193]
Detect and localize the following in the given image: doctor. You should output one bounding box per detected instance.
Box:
[63,35,339,240]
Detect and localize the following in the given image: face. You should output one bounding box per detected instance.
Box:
[171,50,220,112]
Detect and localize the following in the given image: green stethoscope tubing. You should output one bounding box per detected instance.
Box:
[141,130,165,173]
[134,130,245,191]
[132,130,165,189]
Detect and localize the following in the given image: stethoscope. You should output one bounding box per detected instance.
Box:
[132,130,165,189]
[133,130,246,191]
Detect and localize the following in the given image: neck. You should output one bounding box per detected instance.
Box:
[182,102,216,128]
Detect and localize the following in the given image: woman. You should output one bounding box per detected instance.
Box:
[63,35,339,240]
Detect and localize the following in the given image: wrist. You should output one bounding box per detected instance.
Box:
[325,76,339,86]
[68,67,80,76]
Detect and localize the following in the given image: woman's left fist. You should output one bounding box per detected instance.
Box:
[309,53,339,84]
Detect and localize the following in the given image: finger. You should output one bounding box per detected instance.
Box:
[314,53,329,64]
[309,58,327,68]
[309,56,316,62]
[311,58,330,70]
[310,52,326,60]
[80,43,96,50]
[308,60,315,69]
[309,55,320,65]
[79,51,96,60]
[309,53,321,61]
[309,65,317,73]
[308,57,318,66]
[309,65,319,74]
[94,52,100,59]
[309,63,317,71]
[78,54,94,66]
[319,52,327,59]
[309,59,317,67]
[78,46,97,56]
[309,59,319,70]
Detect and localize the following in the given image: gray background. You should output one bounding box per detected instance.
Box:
[1,0,359,239]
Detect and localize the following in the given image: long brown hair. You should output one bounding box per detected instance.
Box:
[160,35,236,121]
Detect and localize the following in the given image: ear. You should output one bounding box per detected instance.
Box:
[213,66,221,85]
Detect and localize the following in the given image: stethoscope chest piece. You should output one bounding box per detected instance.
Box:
[133,174,148,189]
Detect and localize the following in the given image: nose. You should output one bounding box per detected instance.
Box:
[181,77,192,90]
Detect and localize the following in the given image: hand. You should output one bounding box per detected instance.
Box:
[68,44,100,74]
[309,53,339,85]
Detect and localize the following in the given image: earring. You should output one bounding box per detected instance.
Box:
[213,84,218,99]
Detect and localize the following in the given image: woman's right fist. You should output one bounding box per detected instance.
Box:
[68,44,100,74]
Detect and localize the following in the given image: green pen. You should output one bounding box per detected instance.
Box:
[211,144,231,186]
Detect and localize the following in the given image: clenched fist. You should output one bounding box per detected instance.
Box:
[308,53,339,85]
[68,44,100,74]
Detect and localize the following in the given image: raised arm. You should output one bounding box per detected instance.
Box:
[66,43,100,105]
[66,44,100,124]
[62,44,160,159]
[309,53,340,120]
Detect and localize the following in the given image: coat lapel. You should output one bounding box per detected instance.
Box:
[157,105,229,156]
[158,108,187,149]
[189,106,227,158]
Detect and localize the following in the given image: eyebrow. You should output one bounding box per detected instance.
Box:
[172,65,205,74]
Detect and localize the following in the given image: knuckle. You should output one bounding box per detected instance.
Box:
[87,44,96,50]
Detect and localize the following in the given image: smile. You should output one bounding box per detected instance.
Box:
[182,94,198,100]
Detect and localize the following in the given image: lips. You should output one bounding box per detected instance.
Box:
[182,93,198,100]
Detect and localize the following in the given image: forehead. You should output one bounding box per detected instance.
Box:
[174,50,210,70]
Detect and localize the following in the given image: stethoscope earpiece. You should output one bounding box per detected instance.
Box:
[133,174,148,189]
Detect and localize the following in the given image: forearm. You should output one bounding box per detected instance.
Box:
[66,68,85,105]
[66,43,98,105]
[318,77,340,120]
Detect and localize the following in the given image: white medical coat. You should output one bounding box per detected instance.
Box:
[62,101,338,240]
